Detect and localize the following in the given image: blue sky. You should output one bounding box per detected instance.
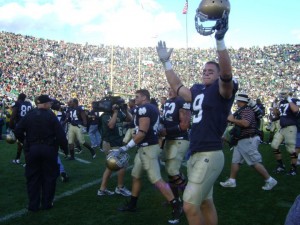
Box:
[0,0,299,49]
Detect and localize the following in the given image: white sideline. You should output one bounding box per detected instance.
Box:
[0,165,133,223]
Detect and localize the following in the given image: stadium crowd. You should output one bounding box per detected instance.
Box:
[0,31,299,109]
[0,29,300,224]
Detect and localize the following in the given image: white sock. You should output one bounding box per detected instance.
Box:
[229,178,236,183]
[266,177,273,182]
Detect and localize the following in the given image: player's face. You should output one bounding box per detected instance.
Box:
[168,88,176,99]
[135,93,144,106]
[202,63,219,86]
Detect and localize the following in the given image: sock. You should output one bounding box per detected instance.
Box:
[229,178,236,183]
[277,160,284,167]
[130,196,138,207]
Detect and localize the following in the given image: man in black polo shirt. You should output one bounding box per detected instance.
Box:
[220,93,277,190]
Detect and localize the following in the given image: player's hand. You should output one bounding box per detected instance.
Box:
[215,11,229,40]
[156,41,173,63]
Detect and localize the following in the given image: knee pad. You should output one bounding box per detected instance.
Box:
[290,152,298,159]
[168,173,187,191]
[273,149,281,155]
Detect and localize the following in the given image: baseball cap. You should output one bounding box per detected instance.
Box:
[36,95,53,104]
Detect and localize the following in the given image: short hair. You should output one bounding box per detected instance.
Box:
[72,98,79,105]
[18,93,26,101]
[136,89,150,101]
[206,61,220,72]
[150,98,158,107]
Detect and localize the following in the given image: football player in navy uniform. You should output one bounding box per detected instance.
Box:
[156,6,238,225]
[9,93,32,164]
[271,88,300,175]
[266,98,280,144]
[160,86,191,200]
[66,98,96,160]
[117,89,182,224]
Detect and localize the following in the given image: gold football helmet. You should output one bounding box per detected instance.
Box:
[6,131,16,144]
[106,150,129,171]
[195,0,230,36]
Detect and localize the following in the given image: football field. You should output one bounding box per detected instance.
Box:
[0,133,299,225]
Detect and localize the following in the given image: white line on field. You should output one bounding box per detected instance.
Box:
[58,151,91,164]
[0,165,133,223]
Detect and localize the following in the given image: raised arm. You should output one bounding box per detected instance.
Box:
[215,12,234,99]
[156,41,192,103]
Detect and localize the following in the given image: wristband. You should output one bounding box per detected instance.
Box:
[220,76,232,83]
[126,139,136,148]
[163,61,173,71]
[216,39,226,51]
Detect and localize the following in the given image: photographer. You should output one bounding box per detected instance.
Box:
[87,104,101,149]
[97,97,132,196]
[220,93,277,190]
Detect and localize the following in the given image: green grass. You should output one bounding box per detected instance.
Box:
[0,132,299,225]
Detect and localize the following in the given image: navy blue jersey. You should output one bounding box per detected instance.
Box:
[12,100,33,124]
[162,96,190,140]
[68,106,84,126]
[189,79,238,153]
[279,98,300,127]
[134,103,160,147]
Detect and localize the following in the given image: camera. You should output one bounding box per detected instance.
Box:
[92,96,126,113]
[51,99,65,111]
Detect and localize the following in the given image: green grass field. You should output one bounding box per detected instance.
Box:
[0,132,299,225]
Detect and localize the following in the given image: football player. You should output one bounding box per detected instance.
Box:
[266,98,280,143]
[160,86,191,200]
[271,88,300,175]
[65,98,96,160]
[117,89,182,224]
[9,93,33,164]
[156,1,237,224]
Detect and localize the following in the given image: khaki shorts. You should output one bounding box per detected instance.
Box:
[232,136,262,165]
[131,144,162,184]
[67,124,85,145]
[270,120,280,133]
[164,139,189,176]
[183,150,224,206]
[271,125,297,153]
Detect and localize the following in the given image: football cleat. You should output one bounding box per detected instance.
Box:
[168,205,183,224]
[12,159,21,164]
[117,201,136,212]
[60,172,69,182]
[286,169,297,176]
[273,165,286,173]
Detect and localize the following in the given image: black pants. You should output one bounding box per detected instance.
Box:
[24,144,59,211]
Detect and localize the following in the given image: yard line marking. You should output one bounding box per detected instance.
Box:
[58,151,91,164]
[0,165,133,223]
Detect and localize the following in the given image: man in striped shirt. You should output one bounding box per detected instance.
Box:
[220,93,278,191]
